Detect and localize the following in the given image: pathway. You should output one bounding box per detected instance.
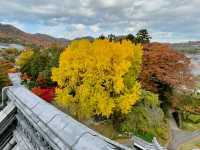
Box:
[168,111,200,150]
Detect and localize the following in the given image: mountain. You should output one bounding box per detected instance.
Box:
[0,23,69,48]
[73,36,95,41]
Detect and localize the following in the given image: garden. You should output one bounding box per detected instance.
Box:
[1,30,199,146]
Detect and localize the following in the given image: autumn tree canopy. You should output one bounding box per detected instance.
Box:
[0,60,12,91]
[16,50,33,69]
[16,47,63,85]
[52,39,143,120]
[139,42,193,93]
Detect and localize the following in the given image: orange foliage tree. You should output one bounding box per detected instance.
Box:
[139,42,193,93]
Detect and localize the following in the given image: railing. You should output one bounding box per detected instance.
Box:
[1,73,134,150]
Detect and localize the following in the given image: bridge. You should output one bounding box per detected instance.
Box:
[0,73,166,150]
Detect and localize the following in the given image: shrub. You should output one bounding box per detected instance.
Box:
[183,112,200,123]
[0,63,10,97]
[188,114,200,123]
[175,91,200,113]
[119,90,169,143]
[1,48,20,63]
[0,71,9,89]
[32,87,55,102]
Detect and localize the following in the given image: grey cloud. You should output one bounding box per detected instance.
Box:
[0,0,199,41]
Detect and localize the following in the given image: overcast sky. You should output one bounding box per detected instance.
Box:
[0,0,199,42]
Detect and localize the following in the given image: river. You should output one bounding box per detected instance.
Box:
[0,43,25,50]
[186,53,200,76]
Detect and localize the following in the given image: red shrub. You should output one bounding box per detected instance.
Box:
[32,87,55,102]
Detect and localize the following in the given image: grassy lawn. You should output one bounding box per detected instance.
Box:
[53,103,169,145]
[88,120,169,146]
[182,121,200,131]
[88,120,130,140]
[178,137,200,150]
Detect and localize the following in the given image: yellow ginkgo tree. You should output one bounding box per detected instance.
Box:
[52,39,143,120]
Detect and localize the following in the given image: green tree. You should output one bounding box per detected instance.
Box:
[136,29,151,43]
[126,34,136,43]
[108,34,116,42]
[17,46,63,86]
[98,34,106,40]
[20,52,47,80]
[120,90,169,143]
[39,46,63,85]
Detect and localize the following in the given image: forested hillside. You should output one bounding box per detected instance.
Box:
[0,23,69,48]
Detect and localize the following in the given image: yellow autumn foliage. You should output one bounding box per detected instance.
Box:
[16,50,33,68]
[52,39,143,120]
